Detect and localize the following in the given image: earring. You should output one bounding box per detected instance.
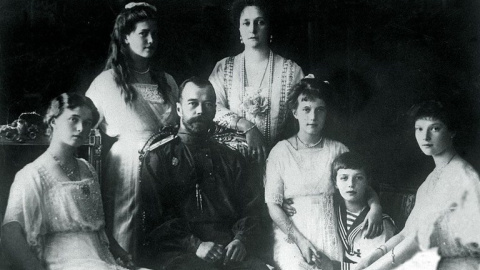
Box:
[240,36,243,44]
[270,35,273,43]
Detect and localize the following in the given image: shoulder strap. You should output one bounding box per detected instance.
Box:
[138,126,178,162]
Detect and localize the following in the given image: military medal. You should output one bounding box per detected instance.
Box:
[172,157,179,166]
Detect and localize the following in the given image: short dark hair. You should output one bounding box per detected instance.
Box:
[331,152,370,185]
[45,93,100,128]
[231,0,272,28]
[408,100,457,132]
[178,76,215,100]
[286,78,332,111]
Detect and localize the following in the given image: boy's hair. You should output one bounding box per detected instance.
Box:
[331,151,370,185]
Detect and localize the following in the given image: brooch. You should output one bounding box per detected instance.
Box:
[172,157,179,166]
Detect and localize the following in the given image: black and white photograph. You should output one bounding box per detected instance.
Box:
[1,0,479,269]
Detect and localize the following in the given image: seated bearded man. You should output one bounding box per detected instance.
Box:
[137,77,268,270]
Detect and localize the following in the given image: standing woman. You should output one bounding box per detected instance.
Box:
[2,93,133,270]
[209,0,304,163]
[357,100,480,269]
[86,2,179,254]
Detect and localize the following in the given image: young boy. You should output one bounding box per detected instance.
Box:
[332,152,396,270]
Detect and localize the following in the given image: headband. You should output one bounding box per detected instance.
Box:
[125,2,157,11]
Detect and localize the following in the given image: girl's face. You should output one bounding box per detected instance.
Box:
[293,95,327,136]
[51,106,94,148]
[335,168,368,206]
[239,6,269,49]
[414,117,454,157]
[125,19,158,60]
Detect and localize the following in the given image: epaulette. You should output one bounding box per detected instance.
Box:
[147,134,177,152]
[138,126,178,162]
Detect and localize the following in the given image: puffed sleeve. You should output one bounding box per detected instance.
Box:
[417,167,480,253]
[264,142,285,205]
[209,58,242,129]
[85,72,107,130]
[2,165,45,257]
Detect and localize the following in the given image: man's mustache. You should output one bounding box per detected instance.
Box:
[187,116,211,124]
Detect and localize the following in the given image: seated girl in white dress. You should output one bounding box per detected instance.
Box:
[356,100,480,270]
[265,77,385,270]
[1,93,133,270]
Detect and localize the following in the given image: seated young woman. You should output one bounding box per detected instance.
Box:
[356,100,480,270]
[1,93,134,270]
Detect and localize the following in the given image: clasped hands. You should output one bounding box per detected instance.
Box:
[196,239,246,265]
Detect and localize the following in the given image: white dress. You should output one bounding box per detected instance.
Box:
[265,139,348,270]
[404,156,480,270]
[209,51,304,146]
[2,153,127,270]
[86,69,179,253]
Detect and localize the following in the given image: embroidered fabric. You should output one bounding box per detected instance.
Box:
[209,52,304,147]
[265,139,349,269]
[135,84,164,103]
[2,154,126,269]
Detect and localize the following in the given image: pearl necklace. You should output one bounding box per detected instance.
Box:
[296,135,324,148]
[241,50,274,143]
[48,152,80,181]
[130,67,150,75]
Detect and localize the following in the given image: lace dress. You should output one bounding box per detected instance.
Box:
[412,156,480,270]
[209,51,304,147]
[2,153,127,270]
[86,70,178,253]
[265,139,348,270]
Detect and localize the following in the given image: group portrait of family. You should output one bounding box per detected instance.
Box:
[0,0,479,269]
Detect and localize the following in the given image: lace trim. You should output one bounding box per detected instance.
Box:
[277,58,290,139]
[224,56,235,109]
[266,193,284,205]
[136,84,164,103]
[215,111,237,128]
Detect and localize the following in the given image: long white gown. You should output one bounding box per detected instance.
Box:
[86,69,178,253]
[3,153,127,270]
[265,138,348,270]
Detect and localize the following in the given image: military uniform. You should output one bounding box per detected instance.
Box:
[137,133,268,270]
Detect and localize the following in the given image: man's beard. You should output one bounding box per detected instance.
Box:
[182,116,212,136]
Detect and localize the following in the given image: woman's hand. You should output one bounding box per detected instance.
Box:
[355,250,383,270]
[245,126,267,164]
[363,205,383,239]
[282,198,296,216]
[296,237,319,265]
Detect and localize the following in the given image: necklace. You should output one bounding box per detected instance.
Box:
[431,153,456,182]
[296,135,323,148]
[241,51,274,144]
[245,58,269,89]
[130,66,150,75]
[48,152,80,181]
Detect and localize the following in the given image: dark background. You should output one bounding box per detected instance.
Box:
[1,0,480,190]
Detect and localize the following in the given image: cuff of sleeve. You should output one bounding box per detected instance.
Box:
[188,235,203,253]
[234,233,245,244]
